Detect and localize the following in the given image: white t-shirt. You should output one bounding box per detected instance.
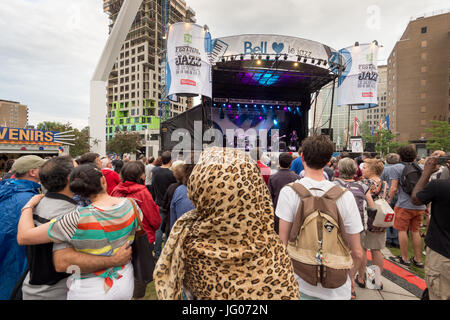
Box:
[145,164,155,185]
[275,177,363,300]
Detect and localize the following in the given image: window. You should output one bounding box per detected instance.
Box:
[131,109,135,115]
[421,27,427,34]
[421,66,427,73]
[421,40,427,48]
[420,106,426,113]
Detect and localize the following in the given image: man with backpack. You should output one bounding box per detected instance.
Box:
[276,135,364,300]
[387,146,426,268]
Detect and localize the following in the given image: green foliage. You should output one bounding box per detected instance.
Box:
[36,121,90,157]
[425,120,450,152]
[359,121,408,156]
[106,131,142,155]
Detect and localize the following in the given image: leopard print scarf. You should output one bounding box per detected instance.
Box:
[153,147,300,300]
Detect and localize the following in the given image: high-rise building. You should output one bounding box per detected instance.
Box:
[103,0,196,158]
[387,10,449,142]
[0,99,28,128]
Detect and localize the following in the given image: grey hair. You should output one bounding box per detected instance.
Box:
[338,157,357,180]
[386,153,400,164]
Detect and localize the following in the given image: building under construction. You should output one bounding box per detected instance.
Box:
[103,0,196,157]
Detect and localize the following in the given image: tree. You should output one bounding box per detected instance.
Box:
[360,121,376,147]
[37,121,90,157]
[106,131,142,155]
[426,120,450,152]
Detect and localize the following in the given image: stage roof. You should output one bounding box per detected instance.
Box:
[210,34,344,100]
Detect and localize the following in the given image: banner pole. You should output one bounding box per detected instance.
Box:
[328,77,336,140]
[346,105,350,150]
[312,91,319,135]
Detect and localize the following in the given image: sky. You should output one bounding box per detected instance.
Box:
[0,0,447,129]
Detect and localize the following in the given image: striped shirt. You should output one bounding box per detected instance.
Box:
[48,198,143,287]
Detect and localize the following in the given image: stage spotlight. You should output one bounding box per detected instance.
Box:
[223,103,226,107]
[258,55,262,60]
[250,55,254,60]
[355,41,360,47]
[254,104,257,108]
[258,116,263,121]
[266,55,270,60]
[213,103,217,107]
[235,115,239,120]
[294,62,299,67]
[256,59,262,65]
[297,56,301,62]
[228,104,231,108]
[277,106,280,109]
[303,57,308,63]
[240,55,244,60]
[283,54,288,60]
[316,59,321,65]
[373,40,378,46]
[323,60,328,66]
[273,118,278,126]
[221,57,226,63]
[230,56,235,61]
[283,107,287,111]
[245,104,248,108]
[237,104,240,107]
[311,59,315,64]
[288,107,292,112]
[270,106,273,109]
[275,55,280,61]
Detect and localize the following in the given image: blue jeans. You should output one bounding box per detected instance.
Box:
[154,207,166,260]
[386,227,399,246]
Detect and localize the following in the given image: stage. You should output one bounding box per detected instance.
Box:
[161,34,345,153]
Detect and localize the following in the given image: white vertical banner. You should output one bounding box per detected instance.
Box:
[337,43,379,106]
[166,22,212,99]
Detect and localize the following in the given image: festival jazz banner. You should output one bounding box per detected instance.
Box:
[337,43,379,106]
[166,22,212,100]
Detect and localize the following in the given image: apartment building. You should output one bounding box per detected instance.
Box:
[103,0,196,157]
[0,99,28,128]
[387,10,449,142]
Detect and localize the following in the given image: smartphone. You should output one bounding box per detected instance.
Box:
[437,156,450,165]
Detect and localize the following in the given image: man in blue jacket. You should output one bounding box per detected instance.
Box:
[290,147,304,175]
[0,155,45,299]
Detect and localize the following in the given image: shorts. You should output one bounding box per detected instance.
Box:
[393,207,425,232]
[360,230,386,250]
[425,247,450,300]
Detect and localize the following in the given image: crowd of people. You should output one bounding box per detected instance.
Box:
[0,136,448,300]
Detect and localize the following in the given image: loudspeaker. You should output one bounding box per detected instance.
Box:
[320,128,334,141]
[365,142,375,152]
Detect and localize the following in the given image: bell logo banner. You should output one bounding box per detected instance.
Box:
[166,23,212,99]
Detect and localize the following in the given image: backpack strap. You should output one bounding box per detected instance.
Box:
[287,183,314,242]
[287,182,313,199]
[322,185,347,201]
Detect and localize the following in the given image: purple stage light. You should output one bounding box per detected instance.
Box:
[259,116,263,120]
[235,115,239,119]
[283,107,288,111]
[228,104,232,108]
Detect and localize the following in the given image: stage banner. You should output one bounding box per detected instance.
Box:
[166,23,212,99]
[337,43,379,106]
[209,35,343,70]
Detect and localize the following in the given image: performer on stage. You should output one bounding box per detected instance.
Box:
[289,130,299,151]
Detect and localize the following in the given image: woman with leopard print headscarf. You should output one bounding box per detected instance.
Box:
[153,147,300,300]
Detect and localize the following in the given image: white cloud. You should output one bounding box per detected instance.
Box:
[0,0,447,130]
